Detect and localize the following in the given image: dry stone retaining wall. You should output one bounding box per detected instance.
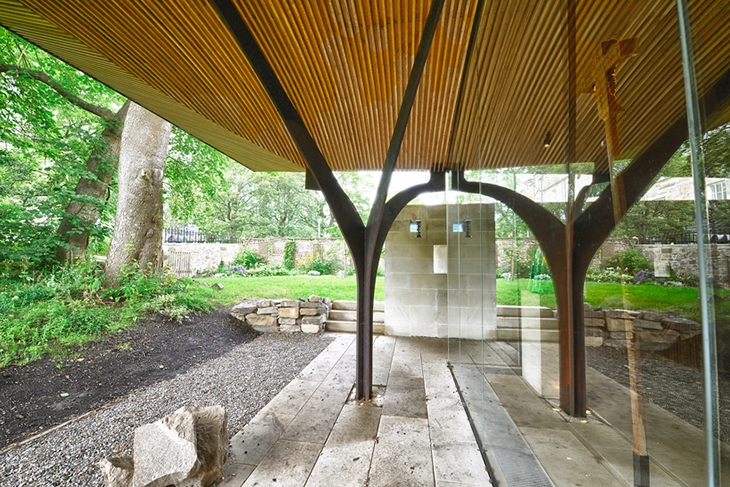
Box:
[583,305,701,350]
[230,295,332,334]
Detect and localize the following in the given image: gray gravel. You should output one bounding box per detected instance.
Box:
[587,345,730,443]
[0,332,334,487]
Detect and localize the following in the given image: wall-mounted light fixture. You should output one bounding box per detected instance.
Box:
[452,219,472,238]
[409,220,422,238]
[543,131,552,148]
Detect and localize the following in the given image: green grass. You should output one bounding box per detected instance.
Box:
[2,270,722,368]
[197,275,385,305]
[496,278,706,320]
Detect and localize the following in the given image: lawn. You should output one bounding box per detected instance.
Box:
[197,275,385,305]
[201,276,707,321]
[496,278,706,320]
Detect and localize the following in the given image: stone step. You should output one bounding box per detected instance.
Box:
[497,328,559,343]
[332,300,385,313]
[329,309,385,323]
[497,305,555,318]
[325,320,385,335]
[497,316,559,330]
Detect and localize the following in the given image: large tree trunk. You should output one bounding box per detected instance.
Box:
[105,102,171,286]
[55,100,131,264]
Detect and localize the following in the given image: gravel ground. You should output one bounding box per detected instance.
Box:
[587,345,730,444]
[0,332,334,487]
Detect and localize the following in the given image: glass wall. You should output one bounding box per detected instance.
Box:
[446,1,730,485]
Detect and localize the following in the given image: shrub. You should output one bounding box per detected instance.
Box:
[283,241,296,270]
[233,248,266,269]
[605,249,652,275]
[247,264,295,277]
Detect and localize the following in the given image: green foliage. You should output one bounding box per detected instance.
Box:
[298,245,338,275]
[233,248,266,269]
[0,263,212,366]
[604,249,652,275]
[247,264,296,277]
[283,241,296,270]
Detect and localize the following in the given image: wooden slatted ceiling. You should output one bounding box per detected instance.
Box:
[1,1,730,173]
[234,0,477,171]
[449,0,730,173]
[8,0,306,168]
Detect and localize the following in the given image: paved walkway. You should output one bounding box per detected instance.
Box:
[219,334,491,486]
[217,334,730,487]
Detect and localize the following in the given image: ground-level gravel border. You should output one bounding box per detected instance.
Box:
[0,332,334,487]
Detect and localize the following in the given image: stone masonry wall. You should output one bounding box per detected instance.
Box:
[385,203,497,339]
[229,295,332,334]
[162,238,350,276]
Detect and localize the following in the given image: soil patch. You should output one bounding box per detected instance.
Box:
[0,306,257,449]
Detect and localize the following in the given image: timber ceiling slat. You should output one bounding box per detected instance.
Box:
[0,0,300,171]
[10,0,305,168]
[0,0,729,174]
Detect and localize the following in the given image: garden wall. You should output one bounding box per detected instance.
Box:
[162,238,349,276]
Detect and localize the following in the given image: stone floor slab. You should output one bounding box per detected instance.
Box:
[372,335,397,386]
[305,402,381,487]
[369,415,435,487]
[382,385,428,419]
[242,439,322,487]
[228,411,295,467]
[431,442,492,486]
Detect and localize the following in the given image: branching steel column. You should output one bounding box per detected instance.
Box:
[213,0,445,401]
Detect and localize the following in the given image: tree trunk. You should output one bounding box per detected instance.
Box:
[105,102,171,286]
[55,100,131,264]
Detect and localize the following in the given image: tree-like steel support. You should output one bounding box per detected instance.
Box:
[452,68,730,416]
[213,0,445,400]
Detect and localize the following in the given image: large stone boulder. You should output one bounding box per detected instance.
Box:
[99,405,227,487]
[99,457,134,487]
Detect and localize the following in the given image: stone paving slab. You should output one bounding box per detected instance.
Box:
[369,415,435,487]
[241,439,322,487]
[305,402,381,487]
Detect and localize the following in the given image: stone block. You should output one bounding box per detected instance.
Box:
[99,457,134,487]
[662,316,701,338]
[606,317,634,332]
[280,300,299,308]
[301,324,322,333]
[605,309,640,319]
[280,324,301,333]
[278,307,299,319]
[603,338,629,348]
[230,300,257,321]
[633,318,663,330]
[278,317,299,326]
[256,299,272,308]
[636,328,680,345]
[257,306,278,315]
[132,406,227,487]
[301,315,325,325]
[585,318,606,328]
[585,327,607,338]
[584,309,605,319]
[640,311,663,322]
[300,306,326,316]
[246,314,278,332]
[308,295,322,303]
[585,336,603,347]
[300,301,321,308]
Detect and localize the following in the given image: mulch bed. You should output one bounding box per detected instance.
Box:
[0,307,257,450]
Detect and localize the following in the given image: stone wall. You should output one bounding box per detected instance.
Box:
[384,203,496,339]
[229,296,331,334]
[637,243,730,284]
[162,238,350,276]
